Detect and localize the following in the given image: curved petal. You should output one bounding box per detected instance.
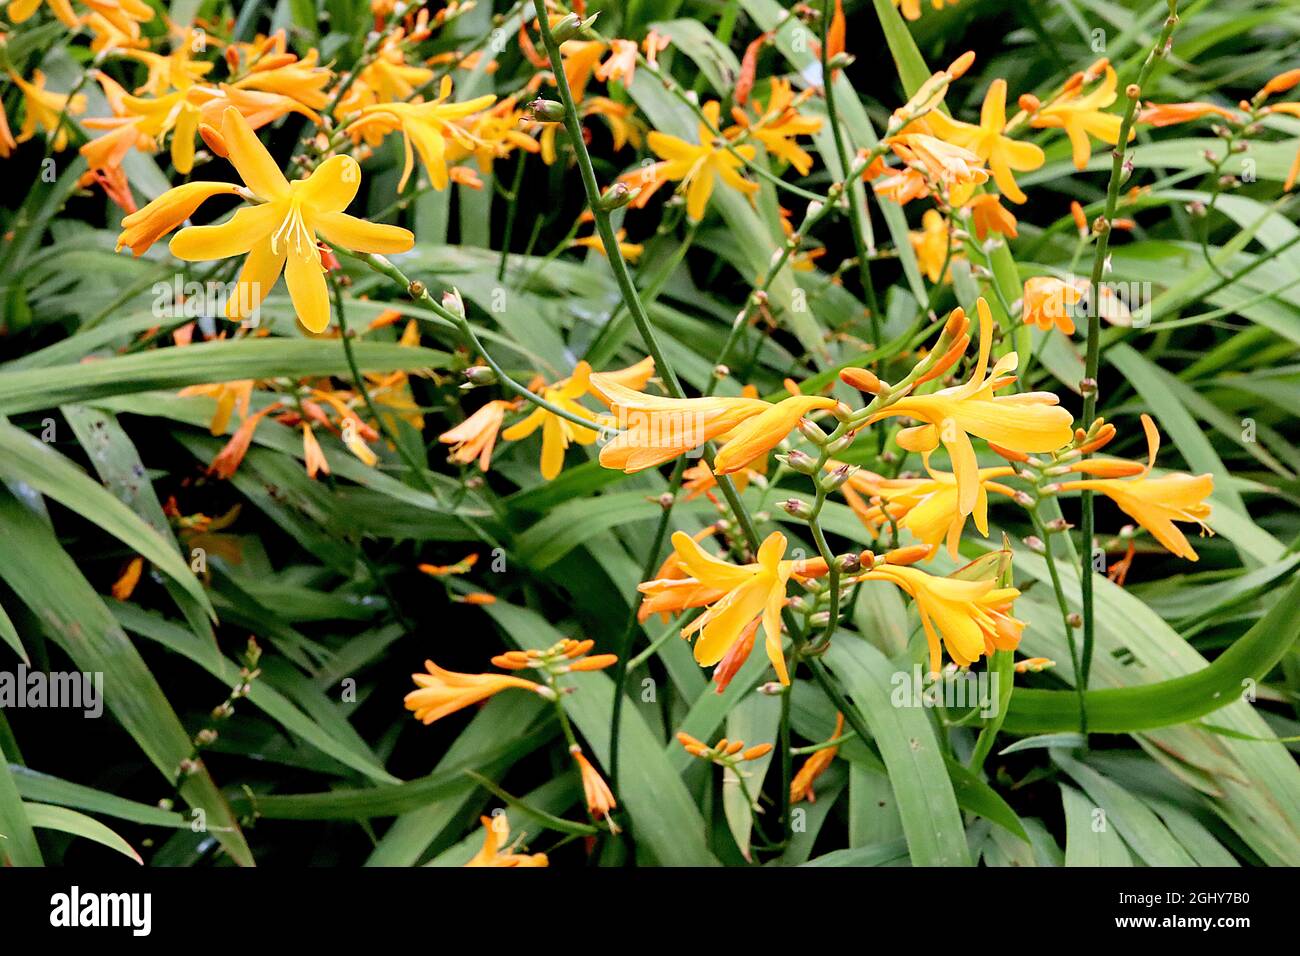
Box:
[169,201,282,261]
[284,244,330,333]
[220,106,289,199]
[226,238,286,321]
[313,211,414,254]
[299,154,361,215]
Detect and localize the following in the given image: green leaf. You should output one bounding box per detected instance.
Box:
[0,489,252,865]
[823,639,972,866]
[1004,575,1300,733]
[0,418,214,620]
[0,339,450,416]
[23,802,142,864]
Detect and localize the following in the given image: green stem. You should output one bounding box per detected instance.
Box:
[1079,2,1181,698]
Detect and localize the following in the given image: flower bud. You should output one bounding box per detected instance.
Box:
[526,98,566,122]
[462,365,498,387]
[797,417,828,444]
[597,181,635,210]
[550,11,584,43]
[781,498,813,519]
[781,448,819,475]
[820,463,854,491]
[441,288,465,317]
[839,367,884,394]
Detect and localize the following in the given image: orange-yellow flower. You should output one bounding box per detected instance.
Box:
[179,379,255,434]
[924,79,1044,203]
[622,101,759,221]
[838,456,1017,559]
[439,399,514,470]
[464,815,548,867]
[733,78,823,176]
[7,69,86,152]
[500,362,601,479]
[790,712,844,804]
[866,298,1074,515]
[886,132,989,192]
[571,747,617,825]
[405,660,548,724]
[1137,101,1239,128]
[126,107,413,333]
[639,530,817,685]
[857,564,1023,673]
[1031,66,1132,170]
[346,76,496,191]
[1057,413,1213,561]
[966,192,1018,241]
[910,208,951,283]
[1022,276,1084,335]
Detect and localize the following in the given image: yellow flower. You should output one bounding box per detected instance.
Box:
[133,107,413,333]
[178,379,255,434]
[643,530,804,684]
[630,101,759,221]
[735,78,823,176]
[405,660,548,724]
[1031,66,1133,170]
[465,815,548,867]
[711,393,839,474]
[346,76,496,191]
[839,456,1017,559]
[858,564,1023,673]
[574,228,643,262]
[925,79,1044,203]
[500,362,601,480]
[1022,276,1083,335]
[866,298,1074,515]
[7,0,79,27]
[894,0,960,20]
[8,69,86,152]
[232,47,332,111]
[910,208,951,283]
[1057,413,1213,561]
[337,32,435,120]
[592,373,836,475]
[439,399,514,471]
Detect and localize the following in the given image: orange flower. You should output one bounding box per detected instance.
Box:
[465,815,548,867]
[790,712,844,803]
[1057,414,1213,561]
[967,193,1018,240]
[571,746,618,826]
[439,399,513,470]
[302,423,330,479]
[111,556,144,601]
[1137,101,1239,128]
[209,401,283,479]
[405,660,548,724]
[1022,276,1084,335]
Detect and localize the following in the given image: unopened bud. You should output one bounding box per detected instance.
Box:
[441,288,464,317]
[834,552,861,574]
[462,365,497,387]
[839,367,884,394]
[781,498,813,519]
[1067,612,1083,628]
[549,11,584,43]
[408,279,427,299]
[1023,535,1046,554]
[820,464,854,491]
[597,181,635,210]
[797,418,828,444]
[1018,93,1040,114]
[526,98,566,122]
[782,449,818,474]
